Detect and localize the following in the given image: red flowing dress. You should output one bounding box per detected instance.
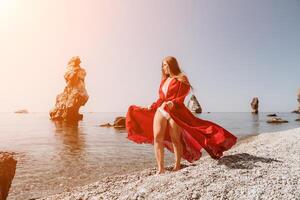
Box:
[126,77,237,163]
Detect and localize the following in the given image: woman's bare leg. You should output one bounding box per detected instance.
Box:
[169,118,183,171]
[153,108,168,174]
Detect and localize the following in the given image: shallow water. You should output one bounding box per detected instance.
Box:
[0,112,299,199]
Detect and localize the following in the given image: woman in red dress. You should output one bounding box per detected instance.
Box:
[126,56,237,174]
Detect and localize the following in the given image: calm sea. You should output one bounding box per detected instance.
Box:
[0,112,299,199]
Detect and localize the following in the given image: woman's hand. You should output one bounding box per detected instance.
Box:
[140,105,151,110]
[166,101,174,109]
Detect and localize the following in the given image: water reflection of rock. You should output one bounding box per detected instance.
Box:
[50,121,89,193]
[53,121,86,156]
[250,113,260,135]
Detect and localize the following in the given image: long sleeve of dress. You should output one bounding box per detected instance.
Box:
[149,95,164,110]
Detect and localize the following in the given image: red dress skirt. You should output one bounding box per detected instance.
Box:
[126,77,237,163]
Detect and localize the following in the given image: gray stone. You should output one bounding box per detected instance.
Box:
[0,152,17,200]
[267,117,288,124]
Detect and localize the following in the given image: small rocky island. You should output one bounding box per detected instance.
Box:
[14,109,28,114]
[187,95,202,114]
[292,89,300,114]
[267,117,289,124]
[100,116,126,129]
[50,56,89,122]
[251,97,259,114]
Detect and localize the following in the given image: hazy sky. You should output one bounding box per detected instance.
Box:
[0,0,299,112]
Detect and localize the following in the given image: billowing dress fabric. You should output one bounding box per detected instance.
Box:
[126,77,237,163]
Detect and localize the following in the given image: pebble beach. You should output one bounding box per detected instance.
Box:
[40,127,300,200]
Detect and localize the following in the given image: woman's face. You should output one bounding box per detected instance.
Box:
[162,61,170,75]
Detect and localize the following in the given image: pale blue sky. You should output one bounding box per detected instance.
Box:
[0,0,299,112]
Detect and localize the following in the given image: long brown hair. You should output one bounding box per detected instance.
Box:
[161,56,192,88]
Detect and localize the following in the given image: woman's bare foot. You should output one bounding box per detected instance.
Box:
[172,165,181,171]
[156,169,166,174]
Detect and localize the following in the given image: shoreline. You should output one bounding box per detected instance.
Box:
[40,127,300,200]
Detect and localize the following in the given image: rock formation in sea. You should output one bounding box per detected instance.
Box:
[187,95,202,114]
[100,116,126,129]
[50,56,89,122]
[267,117,288,124]
[0,152,17,200]
[251,97,259,114]
[14,109,28,114]
[267,113,277,117]
[292,89,300,114]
